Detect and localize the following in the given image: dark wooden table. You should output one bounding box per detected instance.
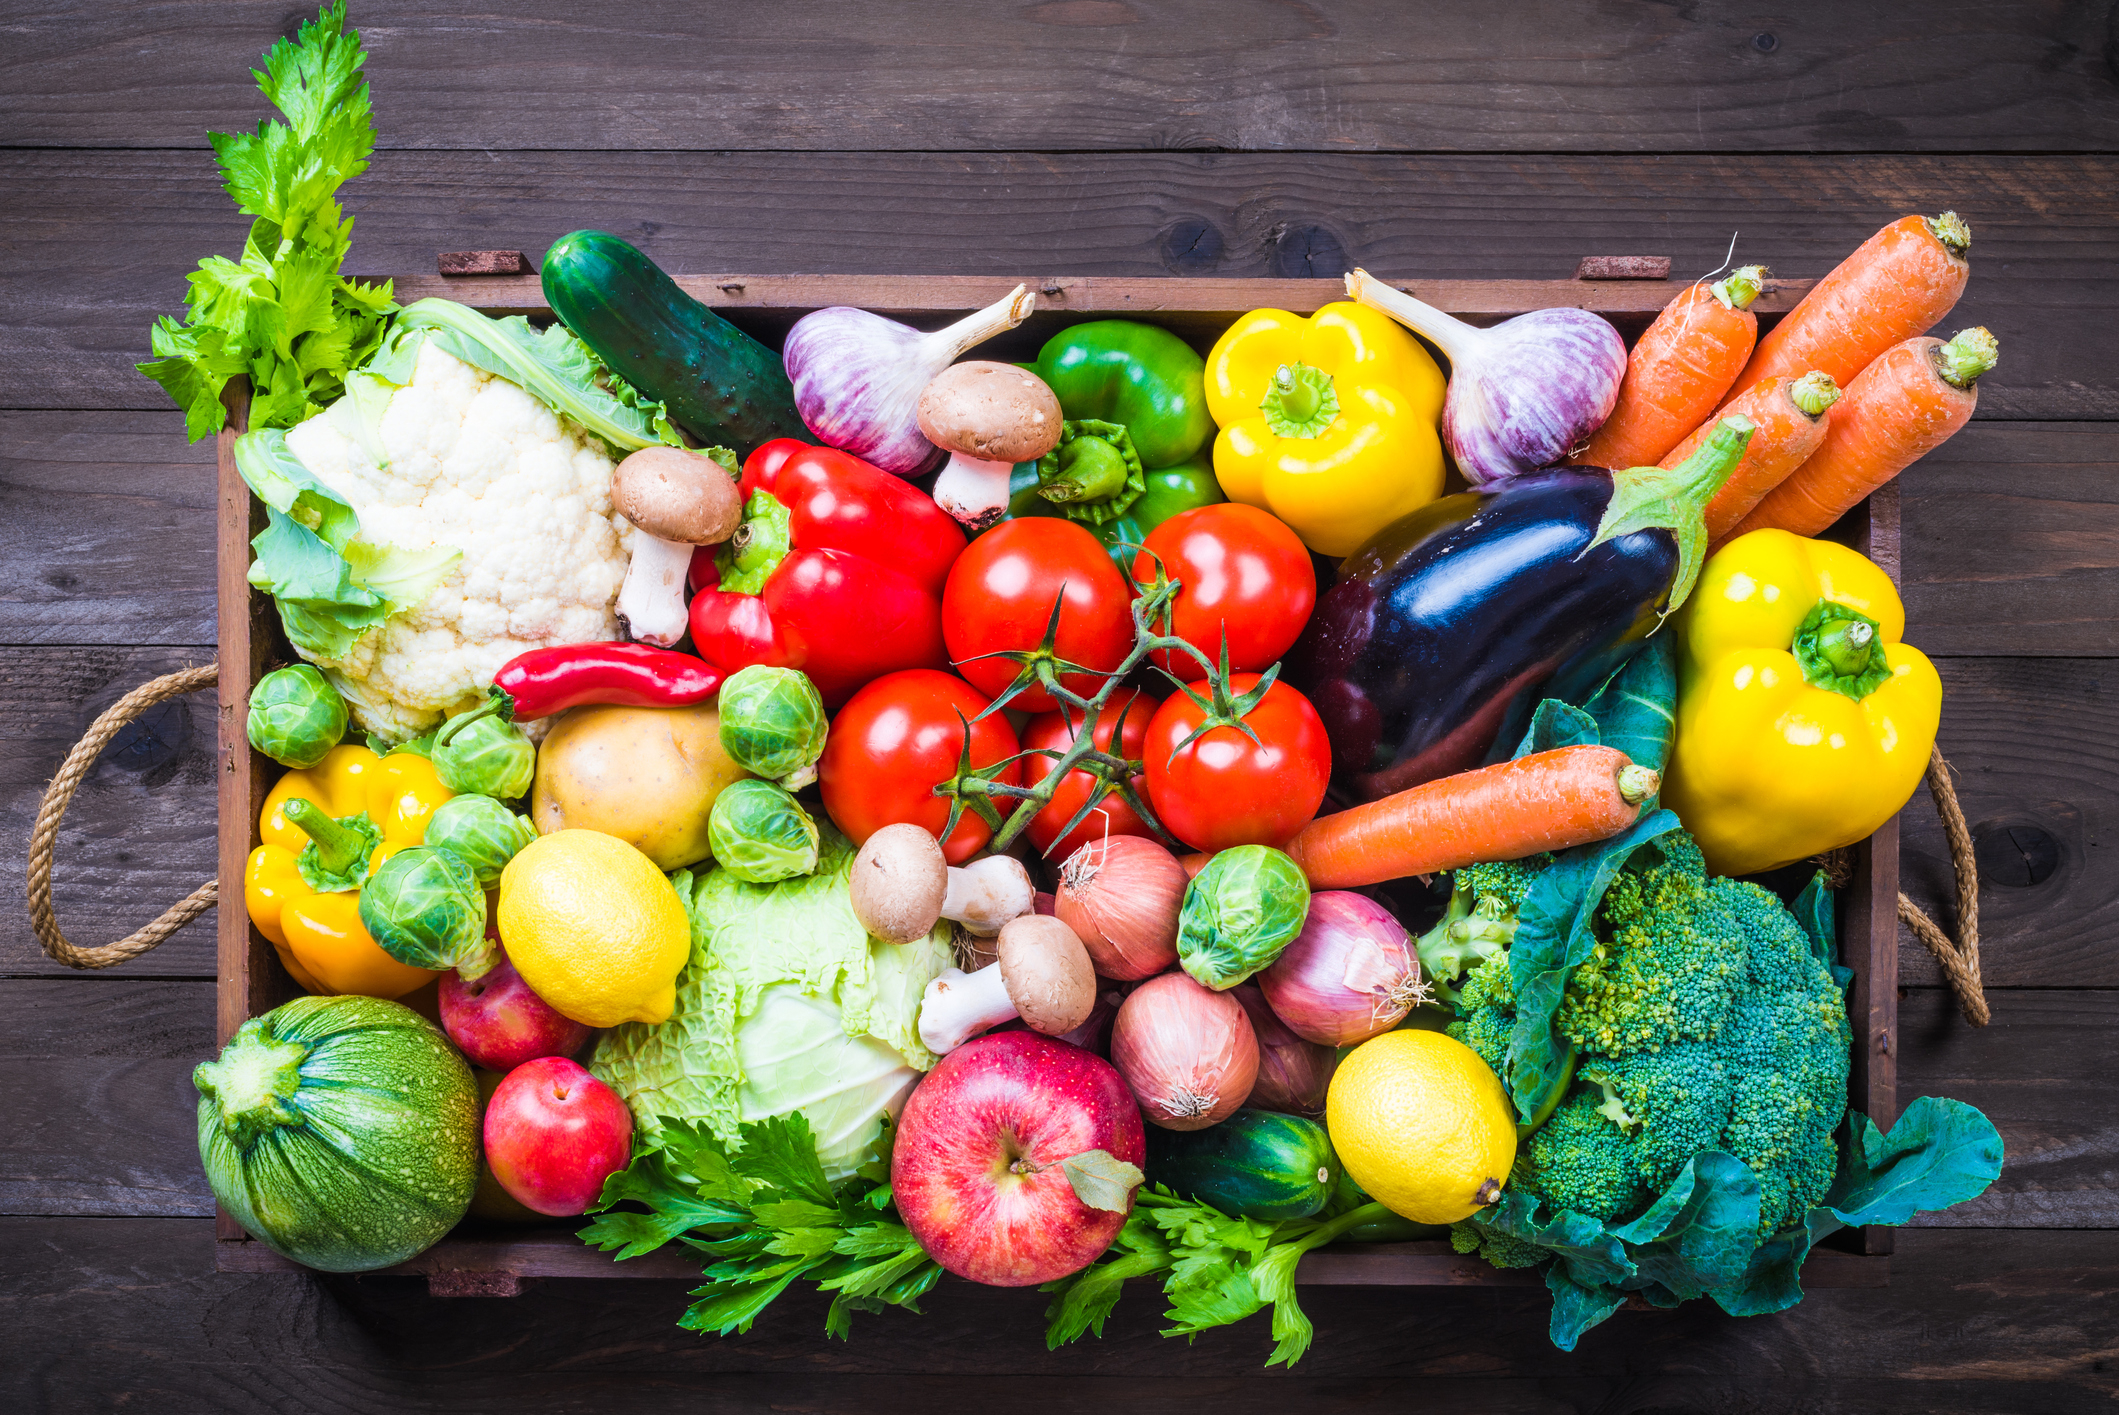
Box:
[5,4,2117,1410]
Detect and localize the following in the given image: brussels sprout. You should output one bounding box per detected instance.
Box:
[717,665,828,787]
[247,665,348,769]
[358,846,494,977]
[423,794,538,887]
[432,691,535,799]
[1177,844,1311,990]
[707,778,820,883]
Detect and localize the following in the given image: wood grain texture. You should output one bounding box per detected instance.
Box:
[4,1,2115,155]
[7,1219,2119,1411]
[8,150,2113,417]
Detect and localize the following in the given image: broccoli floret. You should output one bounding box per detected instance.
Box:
[1450,1221,1545,1268]
[1417,859,1548,1006]
[1447,953,1515,1076]
[1519,1089,1653,1222]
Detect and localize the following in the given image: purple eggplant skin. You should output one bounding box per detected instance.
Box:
[1446,308,1626,488]
[1289,467,1672,801]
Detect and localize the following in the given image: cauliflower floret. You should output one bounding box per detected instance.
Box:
[285,341,637,740]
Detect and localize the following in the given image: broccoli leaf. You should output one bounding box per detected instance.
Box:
[1510,699,1601,759]
[1789,871,1853,988]
[1608,1151,1761,1302]
[1544,1265,1630,1352]
[1822,1097,2005,1228]
[1581,634,1678,777]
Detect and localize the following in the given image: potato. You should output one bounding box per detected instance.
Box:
[531,702,748,869]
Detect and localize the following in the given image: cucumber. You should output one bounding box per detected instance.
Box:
[540,229,808,455]
[1146,1108,1340,1221]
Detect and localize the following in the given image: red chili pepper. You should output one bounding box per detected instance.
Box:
[491,643,723,720]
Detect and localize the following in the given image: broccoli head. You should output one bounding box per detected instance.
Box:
[1433,829,1851,1239]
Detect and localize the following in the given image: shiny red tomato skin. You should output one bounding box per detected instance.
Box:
[1020,689,1160,861]
[820,670,1022,864]
[1142,675,1330,852]
[944,519,1134,714]
[1131,504,1317,676]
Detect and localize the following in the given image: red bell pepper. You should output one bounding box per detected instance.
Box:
[688,439,967,707]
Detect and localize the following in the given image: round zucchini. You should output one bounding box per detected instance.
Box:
[1146,1108,1340,1221]
[542,229,807,455]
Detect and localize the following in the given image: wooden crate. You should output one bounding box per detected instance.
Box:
[213,273,1894,1296]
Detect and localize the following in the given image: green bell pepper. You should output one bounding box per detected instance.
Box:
[1003,320,1221,568]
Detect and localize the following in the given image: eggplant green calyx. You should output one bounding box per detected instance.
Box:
[1789,370,1842,419]
[1711,265,1769,312]
[1260,362,1341,439]
[1794,601,1892,700]
[1932,326,1998,389]
[1586,413,1755,619]
[283,799,381,892]
[1036,419,1146,524]
[1927,210,1972,258]
[716,489,793,594]
[195,1022,310,1151]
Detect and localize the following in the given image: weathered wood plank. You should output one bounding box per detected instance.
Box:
[4,1,2115,155]
[6,150,2113,418]
[6,1219,2118,1409]
[0,646,219,977]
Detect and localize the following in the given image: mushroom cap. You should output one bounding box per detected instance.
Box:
[996,914,1097,1036]
[916,362,1064,464]
[611,447,744,545]
[849,823,950,945]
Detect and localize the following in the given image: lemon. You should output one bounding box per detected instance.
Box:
[497,829,691,1027]
[1325,1029,1517,1224]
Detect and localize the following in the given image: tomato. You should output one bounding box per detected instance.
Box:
[1131,504,1316,676]
[819,670,1022,864]
[943,519,1134,713]
[1142,675,1331,852]
[1019,689,1161,861]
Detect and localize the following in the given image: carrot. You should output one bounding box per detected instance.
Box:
[1279,746,1657,889]
[1722,212,1969,406]
[1572,266,1765,469]
[1731,328,1996,540]
[1658,370,1842,545]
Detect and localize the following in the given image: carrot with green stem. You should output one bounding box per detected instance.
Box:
[1657,370,1842,545]
[1722,212,1969,406]
[1573,265,1766,470]
[1280,746,1658,889]
[1732,328,1996,540]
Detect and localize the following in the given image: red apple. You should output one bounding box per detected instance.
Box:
[892,1030,1145,1287]
[483,1057,633,1217]
[467,1069,546,1224]
[440,947,591,1072]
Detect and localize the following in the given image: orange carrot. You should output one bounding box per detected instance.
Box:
[1573,266,1764,469]
[1658,370,1842,545]
[1722,212,1969,406]
[1279,746,1657,889]
[1732,328,1996,540]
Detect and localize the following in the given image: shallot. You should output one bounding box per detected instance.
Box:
[1346,268,1626,487]
[1109,971,1258,1131]
[783,284,1037,476]
[1257,890,1428,1046]
[1231,985,1335,1116]
[1055,835,1187,981]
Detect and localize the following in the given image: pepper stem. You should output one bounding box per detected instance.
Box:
[716,488,793,594]
[1792,600,1893,701]
[1036,419,1146,524]
[1815,618,1875,677]
[1259,363,1341,439]
[1932,327,1998,389]
[283,798,366,876]
[1789,370,1842,419]
[1711,264,1769,312]
[435,691,506,753]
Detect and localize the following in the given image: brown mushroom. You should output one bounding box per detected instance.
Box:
[917,362,1064,531]
[610,447,744,646]
[849,823,1034,944]
[917,913,1096,1054]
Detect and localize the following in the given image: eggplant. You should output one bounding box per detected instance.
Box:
[1291,418,1755,800]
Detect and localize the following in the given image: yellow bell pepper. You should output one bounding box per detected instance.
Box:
[1664,530,1942,877]
[1205,301,1446,557]
[243,744,453,998]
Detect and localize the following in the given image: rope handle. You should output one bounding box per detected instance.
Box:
[26,663,220,969]
[1900,744,1990,1026]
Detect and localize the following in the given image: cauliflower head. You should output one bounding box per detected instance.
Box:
[284,340,636,740]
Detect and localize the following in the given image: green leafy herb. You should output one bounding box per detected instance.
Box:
[138,2,395,439]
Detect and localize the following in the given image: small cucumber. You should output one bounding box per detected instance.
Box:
[1146,1108,1340,1221]
[541,230,807,455]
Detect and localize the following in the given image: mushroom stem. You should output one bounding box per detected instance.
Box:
[919,965,1019,1054]
[941,856,1035,935]
[933,453,1019,531]
[615,533,696,647]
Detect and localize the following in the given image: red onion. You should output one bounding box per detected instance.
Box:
[1258,891,1426,1046]
[1346,268,1625,488]
[1109,972,1258,1131]
[1231,985,1335,1116]
[783,285,1036,476]
[1055,835,1186,982]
